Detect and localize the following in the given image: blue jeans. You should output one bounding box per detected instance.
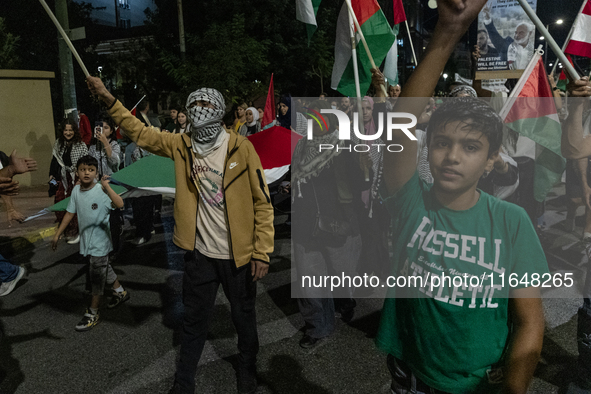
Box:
[294,234,361,338]
[0,253,18,282]
[174,250,259,394]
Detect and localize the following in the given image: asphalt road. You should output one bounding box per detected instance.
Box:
[0,189,590,394]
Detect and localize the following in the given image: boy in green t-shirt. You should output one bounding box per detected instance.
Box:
[373,1,547,393]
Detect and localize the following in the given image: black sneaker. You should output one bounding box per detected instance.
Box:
[299,334,322,349]
[237,366,257,394]
[75,309,100,331]
[108,289,130,309]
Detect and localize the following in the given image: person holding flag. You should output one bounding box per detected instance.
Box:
[86,76,274,394]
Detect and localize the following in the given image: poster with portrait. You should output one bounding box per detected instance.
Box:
[476,0,537,76]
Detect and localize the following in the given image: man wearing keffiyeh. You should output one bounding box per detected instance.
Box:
[86,77,274,394]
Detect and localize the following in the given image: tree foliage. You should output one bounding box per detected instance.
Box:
[0,17,20,69]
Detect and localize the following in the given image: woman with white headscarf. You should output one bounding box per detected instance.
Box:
[238,107,260,137]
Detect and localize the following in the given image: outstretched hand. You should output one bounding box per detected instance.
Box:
[9,150,37,175]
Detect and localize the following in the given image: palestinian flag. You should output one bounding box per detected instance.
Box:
[247,125,303,184]
[499,53,565,202]
[47,155,175,211]
[331,0,396,97]
[381,0,407,86]
[296,0,322,45]
[46,128,302,212]
[555,54,574,92]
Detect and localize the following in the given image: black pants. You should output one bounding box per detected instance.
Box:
[174,250,259,393]
[131,196,156,238]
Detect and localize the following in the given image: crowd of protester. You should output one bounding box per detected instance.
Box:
[4,0,591,393]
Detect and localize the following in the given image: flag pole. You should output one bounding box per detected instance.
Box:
[344,0,389,96]
[347,6,370,181]
[404,20,418,65]
[550,0,586,76]
[516,0,579,80]
[39,0,90,77]
[347,10,363,101]
[133,95,147,110]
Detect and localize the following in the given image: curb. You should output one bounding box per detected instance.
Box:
[0,225,57,254]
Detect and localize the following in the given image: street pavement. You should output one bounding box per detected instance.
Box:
[0,185,590,393]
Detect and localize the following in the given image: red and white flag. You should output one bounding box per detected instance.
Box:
[247,126,302,184]
[261,74,276,129]
[565,0,591,58]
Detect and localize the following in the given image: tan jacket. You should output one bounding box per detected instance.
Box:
[109,100,274,267]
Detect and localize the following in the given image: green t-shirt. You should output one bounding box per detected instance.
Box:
[376,172,548,393]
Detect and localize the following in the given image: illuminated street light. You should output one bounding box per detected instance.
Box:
[545,20,565,69]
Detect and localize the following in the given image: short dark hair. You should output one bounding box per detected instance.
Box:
[477,29,488,36]
[76,155,99,169]
[137,100,149,112]
[169,105,180,112]
[427,97,503,156]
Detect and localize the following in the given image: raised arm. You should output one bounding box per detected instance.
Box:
[482,3,510,56]
[86,76,177,159]
[382,0,488,195]
[561,77,591,159]
[101,175,124,209]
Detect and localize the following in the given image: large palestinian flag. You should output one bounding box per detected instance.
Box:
[331,0,396,97]
[46,127,301,211]
[499,54,565,202]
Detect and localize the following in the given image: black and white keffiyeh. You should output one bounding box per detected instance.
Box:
[291,129,345,198]
[52,140,88,192]
[186,88,226,156]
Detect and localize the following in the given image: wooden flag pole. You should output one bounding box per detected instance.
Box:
[39,0,90,77]
[343,0,388,96]
[516,0,579,80]
[347,8,370,181]
[347,9,363,101]
[404,20,418,65]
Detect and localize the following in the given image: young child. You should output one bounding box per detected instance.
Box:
[52,155,129,331]
[372,1,548,393]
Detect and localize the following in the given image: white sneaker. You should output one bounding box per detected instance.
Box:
[0,266,26,296]
[133,237,147,245]
[67,235,80,244]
